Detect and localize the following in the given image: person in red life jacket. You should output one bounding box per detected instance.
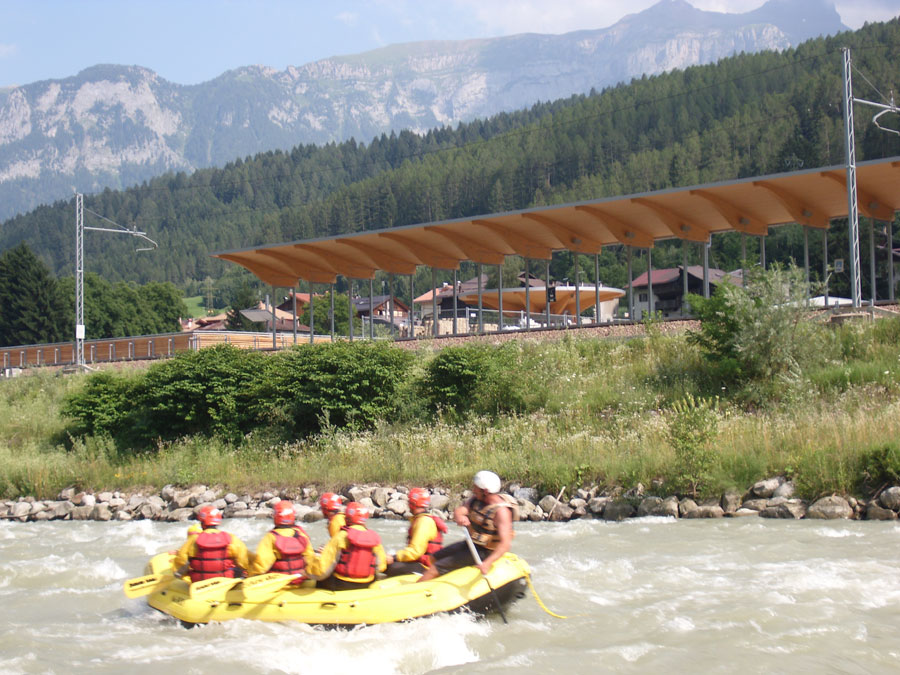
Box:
[319,492,346,538]
[249,500,316,583]
[308,501,386,591]
[418,471,517,583]
[172,505,250,582]
[384,488,448,576]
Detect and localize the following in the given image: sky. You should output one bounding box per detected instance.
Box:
[1,0,898,88]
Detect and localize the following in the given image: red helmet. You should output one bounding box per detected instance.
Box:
[273,500,296,526]
[408,488,431,510]
[344,502,369,525]
[319,492,343,514]
[197,505,223,528]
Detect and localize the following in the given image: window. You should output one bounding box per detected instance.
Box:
[639,293,648,302]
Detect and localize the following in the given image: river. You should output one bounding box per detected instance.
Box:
[0,516,898,674]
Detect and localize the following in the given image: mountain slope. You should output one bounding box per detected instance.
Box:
[0,0,848,221]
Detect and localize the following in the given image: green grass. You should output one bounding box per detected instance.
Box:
[2,319,900,501]
[183,295,224,318]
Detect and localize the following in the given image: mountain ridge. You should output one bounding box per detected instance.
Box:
[0,0,849,221]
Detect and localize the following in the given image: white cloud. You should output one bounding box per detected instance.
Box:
[0,43,17,58]
[335,11,359,25]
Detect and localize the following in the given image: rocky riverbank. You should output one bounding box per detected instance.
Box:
[3,477,900,524]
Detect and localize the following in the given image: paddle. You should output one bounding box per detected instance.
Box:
[240,573,301,601]
[188,576,244,600]
[462,527,508,624]
[122,571,174,598]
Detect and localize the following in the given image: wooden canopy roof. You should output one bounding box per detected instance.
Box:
[213,157,900,287]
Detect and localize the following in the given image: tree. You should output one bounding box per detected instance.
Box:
[0,243,68,347]
[226,281,261,331]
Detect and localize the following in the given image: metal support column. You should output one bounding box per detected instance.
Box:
[410,274,415,339]
[525,259,531,331]
[823,231,830,307]
[369,278,375,339]
[292,287,297,344]
[842,47,862,308]
[703,241,710,299]
[477,264,484,334]
[647,248,654,316]
[545,259,551,327]
[682,240,689,317]
[432,268,438,338]
[270,290,277,349]
[889,220,896,302]
[626,247,633,320]
[348,279,354,341]
[594,254,600,324]
[388,275,395,340]
[497,264,504,332]
[75,194,84,368]
[330,284,335,340]
[803,227,810,302]
[760,235,766,269]
[309,283,314,345]
[452,269,458,335]
[575,253,581,327]
[741,232,746,283]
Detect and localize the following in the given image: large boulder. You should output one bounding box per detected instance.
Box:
[90,504,112,521]
[637,496,678,518]
[430,493,450,512]
[513,487,540,503]
[865,503,898,520]
[603,501,635,521]
[751,477,783,499]
[807,495,853,519]
[684,504,725,519]
[721,491,742,514]
[587,497,609,515]
[760,500,807,519]
[678,499,698,517]
[548,503,574,522]
[538,495,559,513]
[772,481,795,499]
[879,487,900,511]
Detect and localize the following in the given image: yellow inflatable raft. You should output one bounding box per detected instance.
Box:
[128,552,529,626]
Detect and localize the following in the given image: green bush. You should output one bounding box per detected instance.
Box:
[61,371,140,439]
[858,442,900,494]
[421,345,492,415]
[253,341,415,436]
[130,344,267,446]
[665,394,719,498]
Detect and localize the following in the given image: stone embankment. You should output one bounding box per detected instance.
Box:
[2,477,900,524]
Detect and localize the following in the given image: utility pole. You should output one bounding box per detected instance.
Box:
[74,194,158,369]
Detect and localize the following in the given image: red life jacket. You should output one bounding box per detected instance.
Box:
[188,530,235,581]
[407,514,448,566]
[334,526,381,581]
[271,526,310,582]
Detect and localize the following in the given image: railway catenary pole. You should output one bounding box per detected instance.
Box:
[842,47,862,308]
[309,283,314,345]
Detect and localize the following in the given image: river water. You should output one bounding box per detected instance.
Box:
[0,516,898,674]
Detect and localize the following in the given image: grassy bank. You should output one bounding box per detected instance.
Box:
[2,314,899,501]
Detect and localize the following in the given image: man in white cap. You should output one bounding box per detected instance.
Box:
[418,470,517,582]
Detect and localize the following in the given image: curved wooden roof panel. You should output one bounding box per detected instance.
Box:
[213,157,900,287]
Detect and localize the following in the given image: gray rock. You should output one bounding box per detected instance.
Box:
[128,494,146,509]
[679,499,698,517]
[79,493,97,507]
[772,481,795,499]
[71,505,94,520]
[603,501,636,521]
[348,486,373,502]
[517,499,536,520]
[172,490,192,508]
[91,504,112,521]
[430,494,450,511]
[760,500,807,519]
[372,487,391,507]
[33,511,53,521]
[740,498,769,512]
[730,508,760,517]
[548,503,574,522]
[638,496,679,518]
[385,500,410,516]
[514,487,540,503]
[624,483,645,499]
[223,492,238,504]
[29,501,47,515]
[807,495,853,520]
[637,497,663,517]
[10,502,31,519]
[359,497,377,512]
[255,508,274,519]
[57,487,76,501]
[751,477,783,499]
[200,490,218,504]
[160,485,177,501]
[96,491,113,503]
[302,510,324,523]
[50,501,73,519]
[147,495,165,509]
[107,497,126,511]
[865,503,898,520]
[587,497,609,514]
[684,504,725,519]
[232,501,248,511]
[116,511,133,521]
[167,507,195,522]
[721,491,742,514]
[568,498,587,510]
[229,509,260,519]
[538,495,559,513]
[212,498,228,510]
[139,503,162,520]
[879,486,900,511]
[529,506,545,522]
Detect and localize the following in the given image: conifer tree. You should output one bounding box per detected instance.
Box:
[0,243,68,347]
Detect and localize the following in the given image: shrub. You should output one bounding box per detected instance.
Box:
[61,371,140,439]
[130,344,267,445]
[253,341,415,436]
[421,344,492,415]
[665,393,719,497]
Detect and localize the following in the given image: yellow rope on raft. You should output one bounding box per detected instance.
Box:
[522,568,567,619]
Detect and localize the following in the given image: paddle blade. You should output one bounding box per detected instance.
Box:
[188,576,243,600]
[240,573,300,601]
[123,572,173,598]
